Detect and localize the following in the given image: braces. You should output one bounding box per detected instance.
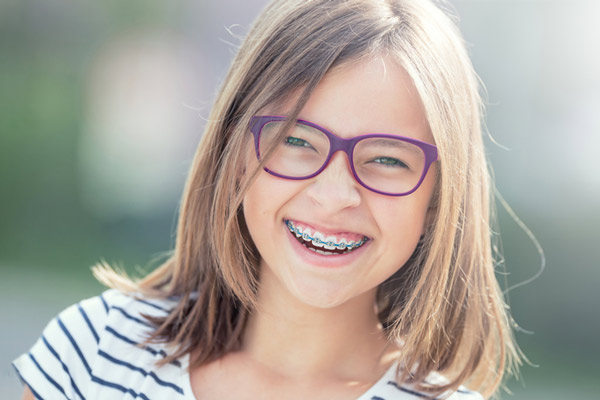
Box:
[285,220,367,251]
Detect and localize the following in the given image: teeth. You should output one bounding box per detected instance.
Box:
[285,220,367,252]
[301,228,312,241]
[315,249,333,256]
[309,248,336,256]
[287,221,303,237]
[312,231,325,248]
[323,236,337,250]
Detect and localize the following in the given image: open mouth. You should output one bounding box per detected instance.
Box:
[285,220,369,256]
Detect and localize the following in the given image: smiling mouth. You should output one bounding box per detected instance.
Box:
[285,220,369,256]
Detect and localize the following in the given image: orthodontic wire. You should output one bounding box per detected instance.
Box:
[285,220,366,250]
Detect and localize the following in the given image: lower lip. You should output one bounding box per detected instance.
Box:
[284,221,370,268]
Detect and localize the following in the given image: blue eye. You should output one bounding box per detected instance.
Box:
[372,157,409,168]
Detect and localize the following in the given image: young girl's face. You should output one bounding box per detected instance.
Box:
[243,56,437,310]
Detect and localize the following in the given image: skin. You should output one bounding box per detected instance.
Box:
[196,56,436,399]
[22,57,436,400]
[21,57,436,400]
[21,386,34,400]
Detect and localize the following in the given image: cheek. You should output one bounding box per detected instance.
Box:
[242,176,271,237]
[242,172,295,243]
[369,183,435,254]
[379,201,427,240]
[239,142,259,189]
[242,181,270,266]
[241,140,274,221]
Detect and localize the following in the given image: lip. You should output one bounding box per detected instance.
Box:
[283,219,371,268]
[285,218,371,240]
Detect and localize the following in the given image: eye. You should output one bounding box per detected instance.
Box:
[284,136,313,149]
[371,156,409,169]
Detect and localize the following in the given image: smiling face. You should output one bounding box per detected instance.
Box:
[242,56,437,309]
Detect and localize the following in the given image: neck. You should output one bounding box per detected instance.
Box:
[240,268,396,381]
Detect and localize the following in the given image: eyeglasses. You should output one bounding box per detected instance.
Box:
[249,116,438,196]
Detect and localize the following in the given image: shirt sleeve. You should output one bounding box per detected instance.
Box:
[12,293,109,399]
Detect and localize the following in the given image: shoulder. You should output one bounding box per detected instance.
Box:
[360,364,484,400]
[367,381,483,400]
[426,372,484,400]
[13,289,190,399]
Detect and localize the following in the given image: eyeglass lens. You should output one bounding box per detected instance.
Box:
[258,120,427,195]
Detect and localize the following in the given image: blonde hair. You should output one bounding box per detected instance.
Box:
[95,0,521,397]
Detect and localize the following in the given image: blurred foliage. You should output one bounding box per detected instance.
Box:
[0,1,182,277]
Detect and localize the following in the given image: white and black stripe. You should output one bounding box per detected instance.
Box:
[14,290,189,399]
[14,290,483,399]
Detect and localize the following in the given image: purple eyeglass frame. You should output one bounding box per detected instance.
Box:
[249,115,438,196]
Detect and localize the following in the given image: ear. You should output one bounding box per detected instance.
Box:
[421,201,437,237]
[421,176,440,236]
[235,141,254,189]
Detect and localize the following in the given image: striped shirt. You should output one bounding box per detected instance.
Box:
[13,290,483,399]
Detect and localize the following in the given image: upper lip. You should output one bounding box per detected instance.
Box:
[284,218,371,239]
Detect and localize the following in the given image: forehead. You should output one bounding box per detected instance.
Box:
[268,56,433,144]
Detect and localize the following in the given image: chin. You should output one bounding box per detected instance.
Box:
[286,275,371,310]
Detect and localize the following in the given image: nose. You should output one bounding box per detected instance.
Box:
[305,151,361,210]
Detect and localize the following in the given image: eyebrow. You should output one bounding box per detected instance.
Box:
[293,121,328,138]
[296,122,318,133]
[362,137,424,157]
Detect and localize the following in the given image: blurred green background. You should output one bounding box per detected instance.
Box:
[1,0,599,398]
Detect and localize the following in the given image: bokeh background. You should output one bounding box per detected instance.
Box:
[1,0,599,398]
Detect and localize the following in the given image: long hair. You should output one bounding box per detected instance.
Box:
[94,0,521,397]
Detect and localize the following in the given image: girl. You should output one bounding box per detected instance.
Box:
[14,0,521,399]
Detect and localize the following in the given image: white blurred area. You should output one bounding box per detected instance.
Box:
[78,33,204,219]
[540,1,600,196]
[455,0,600,206]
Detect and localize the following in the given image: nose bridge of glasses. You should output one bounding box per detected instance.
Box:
[323,129,358,171]
[327,131,356,156]
[316,130,366,184]
[318,136,357,184]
